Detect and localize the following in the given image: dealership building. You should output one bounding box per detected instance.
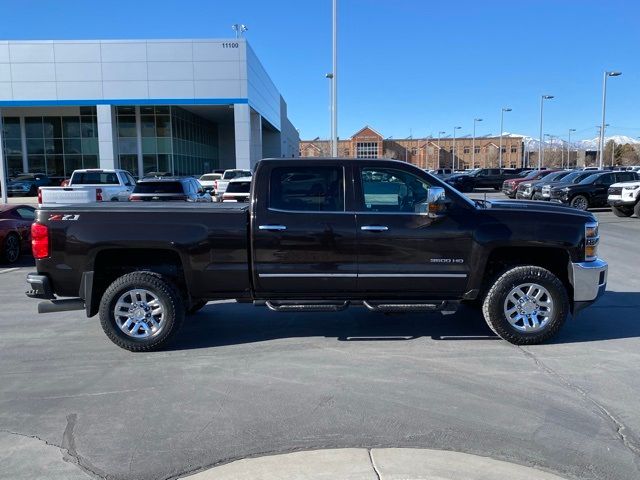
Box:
[0,38,299,180]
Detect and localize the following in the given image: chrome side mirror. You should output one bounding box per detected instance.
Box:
[416,186,447,217]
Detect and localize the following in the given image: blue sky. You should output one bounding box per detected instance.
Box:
[2,0,639,142]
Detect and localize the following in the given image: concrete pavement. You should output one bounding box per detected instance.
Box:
[183,448,568,480]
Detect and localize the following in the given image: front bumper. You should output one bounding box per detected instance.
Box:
[516,190,533,199]
[569,259,607,303]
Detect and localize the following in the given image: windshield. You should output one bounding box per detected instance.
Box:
[223,170,252,180]
[542,171,568,183]
[11,175,34,181]
[133,181,184,194]
[578,173,601,185]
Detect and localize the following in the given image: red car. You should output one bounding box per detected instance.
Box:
[0,204,35,264]
[501,169,560,198]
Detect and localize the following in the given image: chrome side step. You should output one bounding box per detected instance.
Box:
[363,300,459,314]
[264,300,350,312]
[256,299,459,315]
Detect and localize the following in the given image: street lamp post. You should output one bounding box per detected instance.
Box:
[498,108,511,169]
[437,130,445,169]
[538,95,554,169]
[567,128,576,168]
[599,71,622,169]
[472,118,483,168]
[331,0,338,156]
[452,126,461,170]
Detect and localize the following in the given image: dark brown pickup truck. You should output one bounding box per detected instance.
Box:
[26,158,607,351]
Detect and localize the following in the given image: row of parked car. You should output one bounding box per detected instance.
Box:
[499,168,640,214]
[33,168,252,206]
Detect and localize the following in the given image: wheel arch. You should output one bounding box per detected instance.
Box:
[87,248,187,317]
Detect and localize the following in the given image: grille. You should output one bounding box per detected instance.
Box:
[608,187,622,195]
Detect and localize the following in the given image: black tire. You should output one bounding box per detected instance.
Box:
[482,266,569,345]
[187,299,207,314]
[570,194,589,210]
[612,205,633,218]
[99,271,185,352]
[2,232,21,264]
[634,201,640,218]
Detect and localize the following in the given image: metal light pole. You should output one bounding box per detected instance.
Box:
[437,130,445,169]
[611,140,615,167]
[325,73,334,155]
[498,108,511,169]
[599,71,621,169]
[0,108,6,204]
[567,128,576,168]
[472,118,483,168]
[330,0,338,157]
[452,126,461,170]
[538,95,554,169]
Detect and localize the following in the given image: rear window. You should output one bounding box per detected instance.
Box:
[72,171,119,185]
[133,181,184,194]
[223,170,251,180]
[269,166,344,212]
[200,174,221,181]
[226,181,251,193]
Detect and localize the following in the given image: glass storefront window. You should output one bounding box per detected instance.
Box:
[62,118,81,138]
[117,116,136,138]
[43,117,62,139]
[63,139,82,155]
[2,117,21,138]
[141,115,156,137]
[25,118,43,138]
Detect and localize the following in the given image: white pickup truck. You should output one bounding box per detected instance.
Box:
[39,169,136,207]
[607,179,640,218]
[214,169,252,200]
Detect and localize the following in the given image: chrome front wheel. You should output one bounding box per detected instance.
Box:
[503,283,553,333]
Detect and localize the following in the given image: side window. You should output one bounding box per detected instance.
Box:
[359,167,432,213]
[269,166,344,212]
[16,207,35,220]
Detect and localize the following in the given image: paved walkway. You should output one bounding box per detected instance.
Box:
[182,448,567,480]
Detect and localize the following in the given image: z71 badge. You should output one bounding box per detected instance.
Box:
[48,214,80,221]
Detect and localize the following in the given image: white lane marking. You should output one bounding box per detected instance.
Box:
[0,268,20,274]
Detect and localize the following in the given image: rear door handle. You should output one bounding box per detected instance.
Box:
[360,225,388,231]
[259,225,287,231]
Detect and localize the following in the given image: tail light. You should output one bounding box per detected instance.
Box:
[38,188,42,204]
[31,223,49,259]
[130,194,141,201]
[214,180,218,190]
[96,188,103,202]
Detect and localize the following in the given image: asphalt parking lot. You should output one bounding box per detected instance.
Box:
[1,194,639,480]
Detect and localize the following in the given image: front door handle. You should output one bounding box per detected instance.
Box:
[259,225,287,231]
[360,225,388,231]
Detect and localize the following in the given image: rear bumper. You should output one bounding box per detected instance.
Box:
[26,273,85,314]
[26,273,55,299]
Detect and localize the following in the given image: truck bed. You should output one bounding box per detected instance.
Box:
[35,201,251,301]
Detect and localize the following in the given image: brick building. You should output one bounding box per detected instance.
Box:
[300,126,524,170]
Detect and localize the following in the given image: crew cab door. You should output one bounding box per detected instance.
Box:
[354,164,473,296]
[592,173,615,206]
[252,163,357,295]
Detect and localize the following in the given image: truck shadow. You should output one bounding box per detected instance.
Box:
[169,291,640,350]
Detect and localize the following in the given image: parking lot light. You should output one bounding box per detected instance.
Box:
[499,108,512,169]
[599,71,622,169]
[539,95,554,169]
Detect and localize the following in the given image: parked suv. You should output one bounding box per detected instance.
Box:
[608,179,640,217]
[502,170,553,198]
[538,170,602,201]
[516,170,569,199]
[198,173,223,194]
[550,171,639,210]
[130,177,212,202]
